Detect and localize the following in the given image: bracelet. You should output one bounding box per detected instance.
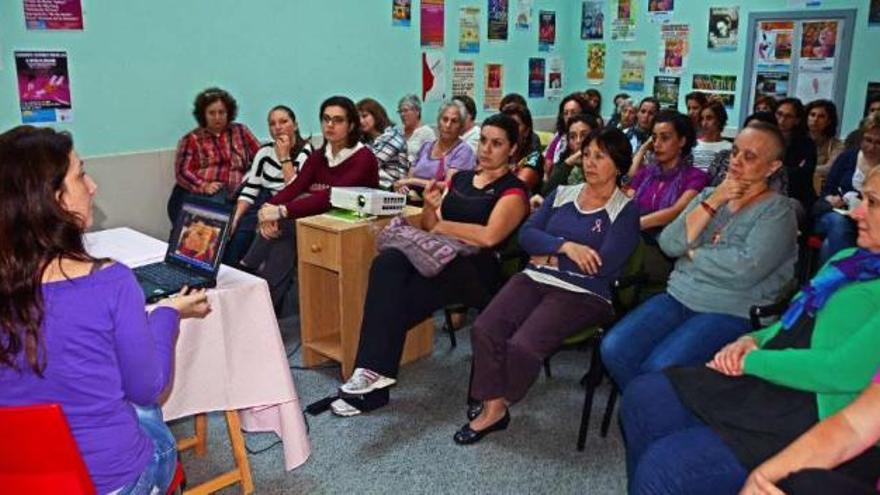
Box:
[699,201,717,217]
[279,157,293,164]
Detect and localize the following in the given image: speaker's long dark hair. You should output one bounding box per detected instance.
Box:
[0,125,96,375]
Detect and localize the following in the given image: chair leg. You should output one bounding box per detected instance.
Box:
[577,342,604,451]
[600,384,619,438]
[443,308,457,348]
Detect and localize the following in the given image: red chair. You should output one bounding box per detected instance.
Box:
[0,404,96,494]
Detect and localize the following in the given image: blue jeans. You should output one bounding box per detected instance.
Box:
[600,292,751,391]
[621,373,748,494]
[113,405,177,495]
[814,211,856,265]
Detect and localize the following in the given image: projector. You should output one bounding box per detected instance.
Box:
[330,187,407,216]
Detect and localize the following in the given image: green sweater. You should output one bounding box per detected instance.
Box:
[744,248,880,421]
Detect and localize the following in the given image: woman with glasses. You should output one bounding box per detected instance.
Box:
[240,96,378,311]
[398,94,436,164]
[167,87,260,224]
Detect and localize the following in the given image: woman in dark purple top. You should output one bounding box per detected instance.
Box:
[0,126,210,494]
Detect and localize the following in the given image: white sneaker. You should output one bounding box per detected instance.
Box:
[330,399,361,417]
[339,367,396,396]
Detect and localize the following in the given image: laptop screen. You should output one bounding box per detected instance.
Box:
[168,202,230,273]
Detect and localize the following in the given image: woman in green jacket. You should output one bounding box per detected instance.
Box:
[620,166,880,495]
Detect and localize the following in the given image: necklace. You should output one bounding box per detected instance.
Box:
[709,189,772,245]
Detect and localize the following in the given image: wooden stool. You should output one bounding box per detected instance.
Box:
[176,411,254,494]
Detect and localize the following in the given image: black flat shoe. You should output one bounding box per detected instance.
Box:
[466,402,483,421]
[453,410,510,445]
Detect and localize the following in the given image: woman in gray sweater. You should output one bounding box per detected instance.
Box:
[601,121,799,391]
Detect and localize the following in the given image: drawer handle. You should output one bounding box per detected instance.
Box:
[310,244,322,253]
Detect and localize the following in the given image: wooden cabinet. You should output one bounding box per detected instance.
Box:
[296,206,434,378]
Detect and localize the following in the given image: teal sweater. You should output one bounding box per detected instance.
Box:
[744,248,880,421]
[659,189,798,318]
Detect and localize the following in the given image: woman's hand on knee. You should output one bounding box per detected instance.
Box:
[707,336,757,376]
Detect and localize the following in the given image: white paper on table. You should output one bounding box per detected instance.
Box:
[84,227,167,267]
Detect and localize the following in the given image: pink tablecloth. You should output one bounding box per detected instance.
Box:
[84,227,311,471]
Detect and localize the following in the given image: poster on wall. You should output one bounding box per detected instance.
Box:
[755,71,790,101]
[612,0,636,41]
[392,0,412,26]
[421,0,445,47]
[528,58,546,98]
[422,52,446,102]
[15,51,73,123]
[488,0,509,41]
[515,0,532,30]
[871,0,880,27]
[23,0,83,30]
[586,43,606,84]
[538,11,556,52]
[659,24,689,75]
[647,0,673,23]
[581,1,604,40]
[620,50,646,91]
[653,76,680,108]
[798,20,838,71]
[484,63,504,110]
[459,7,480,53]
[755,21,794,69]
[547,57,563,98]
[693,74,737,109]
[452,60,476,99]
[708,7,739,51]
[795,71,834,103]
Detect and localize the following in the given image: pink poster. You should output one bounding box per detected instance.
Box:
[15,51,73,123]
[23,0,83,30]
[421,0,445,47]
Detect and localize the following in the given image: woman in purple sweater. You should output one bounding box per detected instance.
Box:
[0,126,210,494]
[454,127,640,444]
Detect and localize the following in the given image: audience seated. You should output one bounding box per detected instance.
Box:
[333,114,529,416]
[543,93,591,179]
[625,97,660,152]
[542,112,602,195]
[806,99,844,188]
[167,87,260,223]
[627,110,708,237]
[620,166,880,493]
[398,94,436,164]
[692,101,732,172]
[707,112,786,194]
[583,88,604,125]
[844,94,880,149]
[395,99,476,195]
[607,92,632,129]
[226,105,313,265]
[613,98,637,132]
[502,103,545,194]
[457,127,639,445]
[357,98,408,190]
[241,96,379,310]
[0,126,210,494]
[453,95,480,152]
[776,97,818,221]
[601,122,798,392]
[813,113,880,264]
[498,92,528,111]
[685,91,708,137]
[754,95,778,115]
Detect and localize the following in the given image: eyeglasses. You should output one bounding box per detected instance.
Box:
[321,115,347,126]
[397,107,414,115]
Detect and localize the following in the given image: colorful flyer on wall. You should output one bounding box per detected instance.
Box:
[528,58,546,98]
[421,0,445,47]
[515,0,532,30]
[586,43,606,84]
[15,51,73,123]
[659,24,689,75]
[653,76,680,108]
[488,0,509,41]
[392,0,412,26]
[708,7,738,51]
[755,71,790,101]
[798,20,838,71]
[452,60,476,99]
[538,11,556,52]
[23,0,83,30]
[612,0,636,41]
[693,74,737,108]
[871,0,880,27]
[795,71,834,103]
[581,1,604,40]
[547,57,563,98]
[459,7,480,53]
[422,52,446,102]
[647,0,673,23]
[484,63,504,110]
[755,21,794,70]
[620,50,646,91]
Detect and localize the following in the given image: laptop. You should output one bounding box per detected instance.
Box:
[134,199,232,303]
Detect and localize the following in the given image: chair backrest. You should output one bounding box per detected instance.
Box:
[0,403,96,494]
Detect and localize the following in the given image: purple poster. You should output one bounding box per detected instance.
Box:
[23,0,83,30]
[15,51,73,124]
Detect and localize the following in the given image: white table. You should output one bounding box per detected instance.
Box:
[84,227,310,492]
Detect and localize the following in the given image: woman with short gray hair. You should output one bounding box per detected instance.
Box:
[398,94,436,163]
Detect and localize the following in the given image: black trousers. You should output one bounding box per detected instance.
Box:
[241,220,297,311]
[779,469,877,494]
[346,249,499,411]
